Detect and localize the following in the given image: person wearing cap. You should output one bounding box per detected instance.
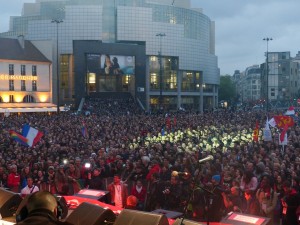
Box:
[206,174,224,222]
[86,167,103,190]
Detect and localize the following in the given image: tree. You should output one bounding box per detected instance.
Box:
[219,75,236,104]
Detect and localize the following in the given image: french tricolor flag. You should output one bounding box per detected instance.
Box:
[22,125,44,147]
[285,106,295,116]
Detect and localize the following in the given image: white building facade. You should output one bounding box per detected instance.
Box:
[0,37,53,112]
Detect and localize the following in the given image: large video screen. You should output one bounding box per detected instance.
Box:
[100,55,135,75]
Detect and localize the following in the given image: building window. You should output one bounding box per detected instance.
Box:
[166,72,177,90]
[32,65,37,76]
[9,80,14,91]
[150,73,159,90]
[21,65,26,75]
[21,80,26,91]
[182,72,194,91]
[9,95,14,103]
[150,56,157,62]
[9,64,14,75]
[23,95,35,103]
[32,80,37,91]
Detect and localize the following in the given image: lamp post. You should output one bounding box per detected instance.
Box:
[156,33,166,110]
[263,37,272,112]
[52,19,63,113]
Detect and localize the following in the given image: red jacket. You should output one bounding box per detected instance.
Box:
[146,164,161,181]
[131,185,147,203]
[7,172,20,188]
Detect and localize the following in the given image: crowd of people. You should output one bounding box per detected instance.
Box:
[0,97,300,225]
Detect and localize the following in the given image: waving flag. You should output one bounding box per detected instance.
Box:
[81,122,89,138]
[22,125,44,147]
[273,116,294,128]
[285,106,295,116]
[268,118,277,128]
[263,118,272,141]
[166,116,171,130]
[280,124,289,142]
[9,130,28,146]
[253,121,259,142]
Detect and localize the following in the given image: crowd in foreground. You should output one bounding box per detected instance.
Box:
[0,98,300,225]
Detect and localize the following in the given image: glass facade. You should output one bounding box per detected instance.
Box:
[1,0,219,111]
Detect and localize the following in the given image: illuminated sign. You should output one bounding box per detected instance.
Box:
[0,74,38,81]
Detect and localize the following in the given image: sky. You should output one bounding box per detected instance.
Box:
[1,0,300,75]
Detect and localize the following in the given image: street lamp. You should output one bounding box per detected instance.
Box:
[156,33,166,110]
[263,37,272,112]
[51,19,63,113]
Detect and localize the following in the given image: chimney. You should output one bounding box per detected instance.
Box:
[17,35,25,49]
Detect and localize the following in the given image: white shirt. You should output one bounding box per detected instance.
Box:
[114,184,123,208]
[21,185,39,196]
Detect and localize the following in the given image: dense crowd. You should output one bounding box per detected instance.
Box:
[0,97,300,225]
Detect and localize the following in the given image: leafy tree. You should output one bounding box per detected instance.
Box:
[219,75,236,104]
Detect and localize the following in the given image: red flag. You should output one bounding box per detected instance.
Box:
[280,124,289,142]
[166,116,171,130]
[173,117,177,127]
[253,121,259,142]
[273,116,294,128]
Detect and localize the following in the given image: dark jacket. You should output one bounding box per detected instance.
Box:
[16,209,72,225]
[86,175,103,190]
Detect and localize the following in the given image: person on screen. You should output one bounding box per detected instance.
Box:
[104,54,113,75]
[112,57,123,75]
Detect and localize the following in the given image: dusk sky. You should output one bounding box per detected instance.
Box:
[1,0,299,75]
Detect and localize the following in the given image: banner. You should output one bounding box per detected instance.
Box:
[273,116,294,128]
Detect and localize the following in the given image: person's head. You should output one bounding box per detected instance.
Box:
[48,166,55,174]
[93,168,101,177]
[112,57,118,63]
[27,177,34,187]
[27,191,58,215]
[212,174,221,185]
[11,164,17,173]
[261,175,272,189]
[136,180,143,188]
[244,190,254,201]
[105,55,111,62]
[25,166,30,173]
[126,195,137,209]
[282,180,292,193]
[230,186,240,196]
[170,176,178,185]
[113,175,121,185]
[246,162,254,172]
[151,172,159,181]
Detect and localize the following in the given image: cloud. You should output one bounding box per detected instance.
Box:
[191,0,300,74]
